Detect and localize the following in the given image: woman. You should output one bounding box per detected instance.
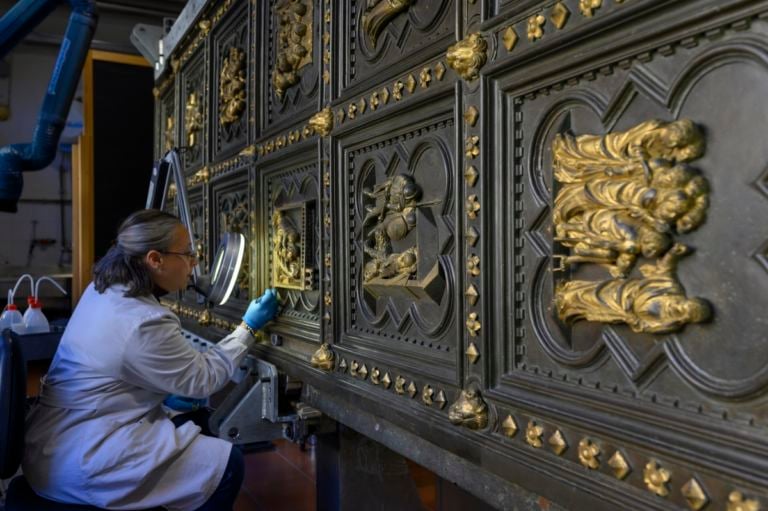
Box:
[23,209,278,510]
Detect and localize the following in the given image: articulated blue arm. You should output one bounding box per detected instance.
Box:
[0,0,97,213]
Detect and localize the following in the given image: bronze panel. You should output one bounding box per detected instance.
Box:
[180,46,208,172]
[259,0,321,136]
[336,0,454,99]
[159,88,177,158]
[489,5,768,508]
[335,94,459,385]
[256,144,321,343]
[211,1,250,160]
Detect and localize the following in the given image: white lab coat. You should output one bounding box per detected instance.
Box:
[22,283,253,510]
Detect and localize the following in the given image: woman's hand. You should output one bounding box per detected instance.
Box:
[242,288,279,330]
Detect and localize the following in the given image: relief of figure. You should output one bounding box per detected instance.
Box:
[555,209,671,277]
[553,119,704,185]
[363,174,422,226]
[273,0,312,99]
[555,244,711,334]
[363,174,437,284]
[361,172,443,301]
[552,118,711,334]
[364,246,418,282]
[219,47,247,125]
[554,159,709,236]
[273,210,302,284]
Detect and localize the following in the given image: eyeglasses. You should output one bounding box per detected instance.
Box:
[162,251,197,263]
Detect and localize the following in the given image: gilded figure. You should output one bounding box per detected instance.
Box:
[272,210,303,286]
[362,174,437,285]
[219,47,247,125]
[552,119,711,334]
[164,115,175,151]
[273,0,313,99]
[556,244,711,334]
[184,92,203,148]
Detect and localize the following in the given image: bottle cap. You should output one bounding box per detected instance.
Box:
[5,304,17,311]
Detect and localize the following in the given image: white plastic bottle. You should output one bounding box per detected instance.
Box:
[0,303,24,332]
[22,276,67,334]
[23,299,50,334]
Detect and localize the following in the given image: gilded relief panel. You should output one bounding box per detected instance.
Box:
[259,0,321,136]
[337,0,454,99]
[337,97,457,384]
[210,169,251,319]
[478,12,768,507]
[180,47,207,173]
[490,19,768,492]
[211,1,249,160]
[159,88,176,158]
[257,148,321,341]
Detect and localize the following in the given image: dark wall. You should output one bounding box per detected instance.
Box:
[93,60,154,259]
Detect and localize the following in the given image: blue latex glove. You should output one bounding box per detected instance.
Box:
[163,395,206,412]
[243,288,279,330]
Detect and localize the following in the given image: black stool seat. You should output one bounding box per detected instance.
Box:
[5,474,164,511]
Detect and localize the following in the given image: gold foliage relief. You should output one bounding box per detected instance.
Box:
[553,119,711,334]
[273,0,313,99]
[219,47,247,125]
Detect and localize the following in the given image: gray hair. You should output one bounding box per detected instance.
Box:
[93,209,182,297]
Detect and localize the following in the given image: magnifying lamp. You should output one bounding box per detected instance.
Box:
[146,149,245,306]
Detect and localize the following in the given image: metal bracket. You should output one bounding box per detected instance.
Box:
[209,356,324,446]
[129,23,163,71]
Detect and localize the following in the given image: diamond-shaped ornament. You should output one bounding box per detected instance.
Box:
[466,226,480,247]
[464,106,479,127]
[434,61,446,80]
[434,390,446,409]
[681,478,708,511]
[551,2,571,29]
[466,342,480,364]
[608,450,630,479]
[465,284,479,306]
[501,415,518,437]
[464,165,479,187]
[502,26,518,51]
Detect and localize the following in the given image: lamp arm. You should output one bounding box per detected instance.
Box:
[162,149,202,284]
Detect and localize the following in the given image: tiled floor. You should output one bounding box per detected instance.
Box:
[234,440,317,511]
[233,440,438,511]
